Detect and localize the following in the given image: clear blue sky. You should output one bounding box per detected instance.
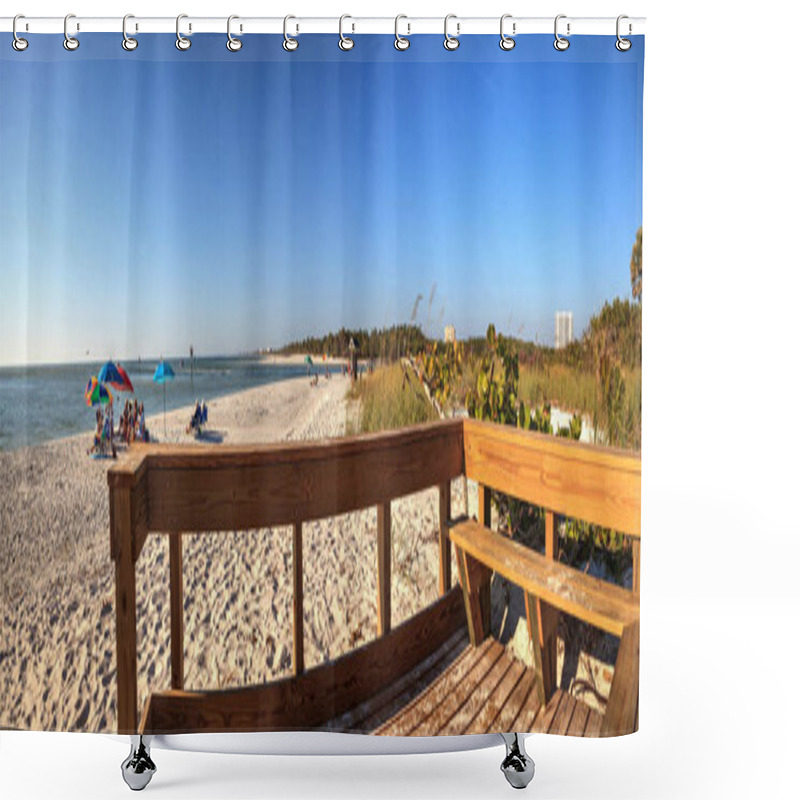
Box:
[0,34,643,366]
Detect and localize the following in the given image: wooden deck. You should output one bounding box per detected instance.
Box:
[367,637,603,738]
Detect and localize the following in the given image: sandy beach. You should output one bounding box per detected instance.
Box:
[0,371,616,732]
[0,374,464,731]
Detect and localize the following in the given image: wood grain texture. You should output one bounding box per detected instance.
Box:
[169,533,184,690]
[455,546,491,647]
[463,419,641,536]
[602,619,640,736]
[438,483,451,595]
[143,421,463,533]
[112,486,138,734]
[377,502,391,637]
[451,521,639,637]
[632,538,641,596]
[292,523,304,676]
[537,510,560,700]
[140,588,466,734]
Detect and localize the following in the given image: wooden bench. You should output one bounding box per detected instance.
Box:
[450,519,639,736]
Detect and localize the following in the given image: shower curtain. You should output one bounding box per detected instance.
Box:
[0,28,644,739]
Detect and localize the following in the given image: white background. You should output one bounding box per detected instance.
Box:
[2,1,798,798]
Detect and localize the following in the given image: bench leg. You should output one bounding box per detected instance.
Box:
[121,734,156,791]
[499,733,535,789]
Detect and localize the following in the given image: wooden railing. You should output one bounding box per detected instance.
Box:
[460,418,641,734]
[108,420,464,734]
[109,417,641,735]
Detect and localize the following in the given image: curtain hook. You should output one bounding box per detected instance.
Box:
[616,15,632,51]
[499,14,515,51]
[443,14,460,51]
[227,15,242,51]
[176,14,191,50]
[339,14,354,51]
[12,14,28,51]
[283,15,299,51]
[394,14,410,51]
[554,14,570,51]
[63,13,79,51]
[122,15,138,51]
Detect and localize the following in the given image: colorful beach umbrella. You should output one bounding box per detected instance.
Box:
[98,360,134,393]
[153,360,175,440]
[84,376,111,407]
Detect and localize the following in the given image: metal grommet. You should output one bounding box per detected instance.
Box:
[122,14,138,51]
[227,15,242,51]
[554,14,570,51]
[616,15,632,51]
[63,13,79,51]
[12,15,28,51]
[176,13,191,50]
[443,14,460,51]
[283,15,298,51]
[394,14,410,50]
[338,14,354,51]
[499,14,515,51]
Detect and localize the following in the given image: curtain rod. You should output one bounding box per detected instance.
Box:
[1,16,645,36]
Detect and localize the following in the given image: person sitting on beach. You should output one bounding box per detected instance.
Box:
[138,403,149,443]
[201,400,208,425]
[186,400,203,434]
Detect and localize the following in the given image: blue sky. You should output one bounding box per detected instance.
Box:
[0,34,643,366]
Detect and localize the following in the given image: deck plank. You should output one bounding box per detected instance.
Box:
[568,700,591,736]
[376,639,501,736]
[549,692,578,736]
[464,659,526,735]
[436,644,516,735]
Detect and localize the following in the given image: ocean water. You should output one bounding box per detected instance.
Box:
[0,356,312,451]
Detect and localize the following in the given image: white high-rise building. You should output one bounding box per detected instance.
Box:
[555,311,573,349]
[444,325,456,344]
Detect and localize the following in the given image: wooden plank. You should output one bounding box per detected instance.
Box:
[411,640,506,736]
[584,706,604,737]
[569,700,591,736]
[377,638,499,736]
[602,619,640,736]
[455,546,491,647]
[292,523,304,675]
[111,485,138,734]
[524,591,546,709]
[342,629,469,732]
[438,482,451,595]
[438,645,516,735]
[169,533,184,690]
[144,420,464,533]
[492,669,538,732]
[451,521,639,637]
[464,658,526,734]
[534,689,565,734]
[536,510,560,700]
[632,538,641,596]
[463,418,641,537]
[549,692,578,736]
[141,587,466,734]
[377,502,392,637]
[375,636,483,736]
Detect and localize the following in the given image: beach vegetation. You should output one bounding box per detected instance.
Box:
[349,363,439,434]
[280,325,429,362]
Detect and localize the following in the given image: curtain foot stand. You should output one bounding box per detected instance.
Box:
[499,733,535,789]
[121,735,156,791]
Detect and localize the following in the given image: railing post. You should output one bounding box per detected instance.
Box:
[112,484,138,734]
[631,538,641,596]
[169,533,184,690]
[292,522,304,675]
[476,484,492,636]
[533,510,559,702]
[377,501,391,636]
[438,482,451,595]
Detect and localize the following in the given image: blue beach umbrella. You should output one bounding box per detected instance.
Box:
[153,360,175,440]
[98,360,134,393]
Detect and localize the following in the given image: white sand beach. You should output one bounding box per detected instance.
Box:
[0,374,466,731]
[0,372,615,732]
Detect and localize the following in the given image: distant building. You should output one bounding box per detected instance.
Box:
[555,311,573,349]
[444,325,456,344]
